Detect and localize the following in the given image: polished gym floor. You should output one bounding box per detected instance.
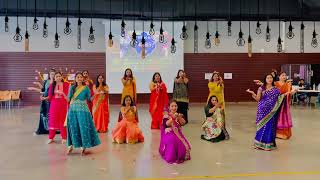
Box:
[1,103,320,180]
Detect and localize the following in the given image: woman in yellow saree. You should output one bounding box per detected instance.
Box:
[92,75,109,133]
[121,68,137,103]
[112,95,144,144]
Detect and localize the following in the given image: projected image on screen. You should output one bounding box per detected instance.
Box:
[105,21,184,94]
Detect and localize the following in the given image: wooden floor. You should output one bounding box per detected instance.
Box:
[1,103,320,180]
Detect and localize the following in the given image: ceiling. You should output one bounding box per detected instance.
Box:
[1,0,320,21]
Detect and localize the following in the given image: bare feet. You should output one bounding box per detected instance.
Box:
[67,146,73,155]
[61,139,67,144]
[81,148,86,156]
[47,139,54,144]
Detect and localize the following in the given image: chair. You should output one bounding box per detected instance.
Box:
[0,90,12,109]
[10,90,21,108]
[309,96,317,107]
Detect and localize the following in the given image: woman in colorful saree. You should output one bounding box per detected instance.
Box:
[121,68,137,103]
[159,100,191,164]
[246,74,296,151]
[112,95,144,144]
[149,72,169,129]
[275,72,294,140]
[92,75,109,133]
[66,72,101,156]
[201,95,226,143]
[173,70,189,123]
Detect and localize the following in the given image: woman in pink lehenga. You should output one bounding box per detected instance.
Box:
[159,100,191,164]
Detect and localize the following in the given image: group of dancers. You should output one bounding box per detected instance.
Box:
[29,67,296,163]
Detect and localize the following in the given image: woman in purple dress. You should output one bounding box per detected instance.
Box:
[159,100,191,164]
[246,74,295,151]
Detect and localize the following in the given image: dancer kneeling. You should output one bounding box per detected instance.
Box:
[159,100,191,164]
[201,95,227,143]
[112,95,144,144]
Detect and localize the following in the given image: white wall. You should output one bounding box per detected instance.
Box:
[184,21,320,53]
[0,17,105,52]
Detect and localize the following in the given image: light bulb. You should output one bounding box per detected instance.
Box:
[121,20,126,37]
[205,32,211,49]
[64,18,72,35]
[25,31,30,52]
[108,32,113,47]
[180,25,188,40]
[194,24,198,53]
[42,20,48,38]
[286,21,294,39]
[149,22,155,35]
[248,35,252,57]
[5,16,9,32]
[33,17,39,30]
[256,21,261,34]
[277,37,282,53]
[88,26,95,43]
[300,23,305,53]
[130,30,138,47]
[171,38,176,53]
[159,26,165,43]
[77,19,82,49]
[227,20,232,36]
[141,36,146,58]
[13,27,23,42]
[54,33,59,48]
[266,25,271,42]
[214,31,220,46]
[311,30,318,48]
[236,31,245,46]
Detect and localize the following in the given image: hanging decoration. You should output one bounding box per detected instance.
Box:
[300,0,305,53]
[64,0,72,35]
[159,8,165,43]
[311,21,318,48]
[5,0,9,32]
[120,0,126,37]
[25,0,30,52]
[248,6,252,57]
[149,0,155,35]
[227,0,232,36]
[171,1,177,53]
[130,0,138,47]
[180,0,188,40]
[54,0,60,48]
[277,0,282,53]
[33,0,39,30]
[13,0,22,42]
[205,21,211,49]
[88,0,95,43]
[266,20,271,42]
[256,0,261,34]
[108,0,113,47]
[141,21,146,58]
[194,0,198,53]
[77,0,82,49]
[214,21,220,46]
[286,20,294,39]
[43,0,48,38]
[236,0,245,46]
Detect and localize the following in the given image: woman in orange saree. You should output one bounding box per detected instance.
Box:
[149,72,169,129]
[275,72,295,139]
[121,68,137,103]
[112,95,144,144]
[92,75,109,133]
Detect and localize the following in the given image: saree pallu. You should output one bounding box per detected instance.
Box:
[112,109,144,144]
[92,93,109,133]
[67,100,101,148]
[255,87,285,151]
[201,108,226,143]
[149,83,169,129]
[159,114,191,164]
[275,82,293,139]
[121,77,137,103]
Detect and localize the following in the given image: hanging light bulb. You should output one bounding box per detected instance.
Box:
[205,21,211,49]
[5,15,9,32]
[88,26,95,43]
[256,21,261,34]
[149,22,155,35]
[236,30,245,46]
[277,36,282,52]
[311,22,318,48]
[121,20,126,37]
[33,0,39,30]
[77,18,82,49]
[248,35,252,57]
[64,19,72,35]
[130,30,138,47]
[141,35,146,58]
[159,22,165,43]
[180,22,188,40]
[194,22,198,53]
[25,31,30,52]
[300,22,305,53]
[171,38,177,53]
[43,19,48,38]
[108,32,113,47]
[214,31,220,46]
[14,0,22,42]
[227,20,232,36]
[54,33,60,48]
[266,22,271,42]
[286,21,294,39]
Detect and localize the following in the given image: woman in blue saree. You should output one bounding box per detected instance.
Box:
[247,74,296,151]
[64,72,101,155]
